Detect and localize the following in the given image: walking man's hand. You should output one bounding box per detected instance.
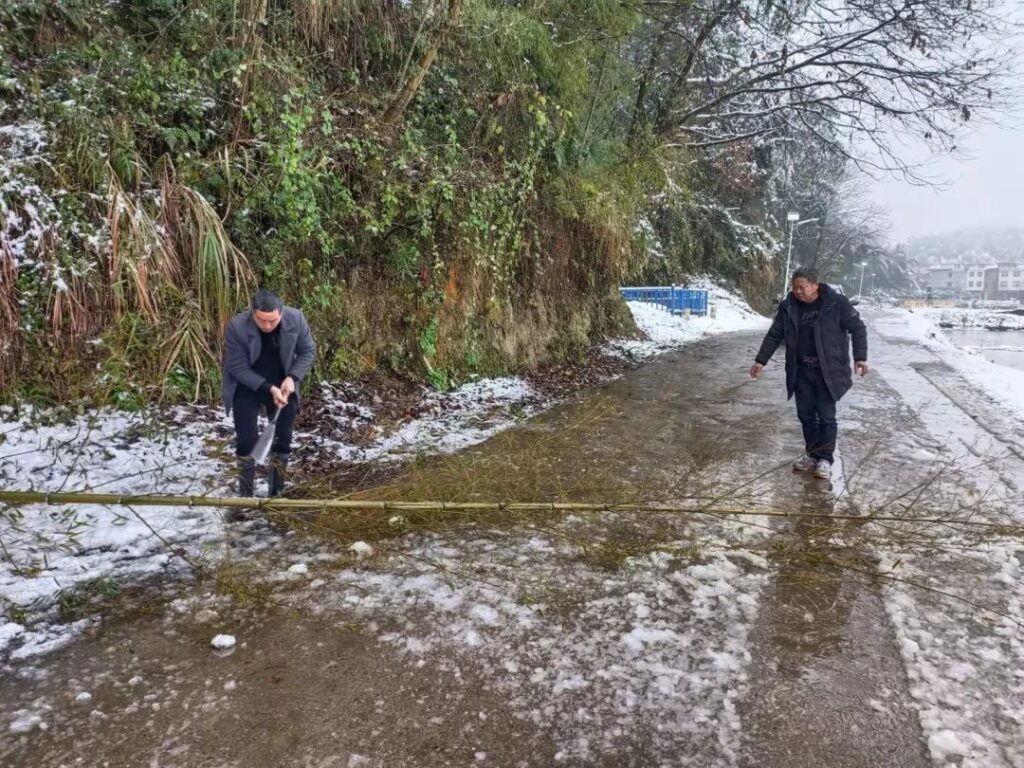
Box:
[270,385,288,408]
[280,376,296,398]
[855,361,869,378]
[750,362,764,379]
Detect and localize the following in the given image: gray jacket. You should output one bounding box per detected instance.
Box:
[221,306,316,414]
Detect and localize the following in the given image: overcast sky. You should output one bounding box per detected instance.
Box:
[865,121,1024,244]
[865,12,1024,246]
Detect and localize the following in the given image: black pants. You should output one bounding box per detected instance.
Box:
[794,364,837,463]
[232,386,298,457]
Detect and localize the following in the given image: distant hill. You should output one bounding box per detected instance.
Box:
[903,227,1024,266]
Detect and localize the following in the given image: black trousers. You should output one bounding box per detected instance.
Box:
[794,364,837,463]
[232,386,298,457]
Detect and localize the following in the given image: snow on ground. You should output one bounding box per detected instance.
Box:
[880,536,1024,768]
[316,515,769,765]
[608,282,769,359]
[918,306,1024,331]
[1,285,766,662]
[869,308,1024,767]
[0,378,551,658]
[881,308,1024,422]
[0,406,228,659]
[308,377,547,464]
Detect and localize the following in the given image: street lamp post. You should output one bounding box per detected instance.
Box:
[869,272,877,298]
[857,262,868,298]
[782,211,799,298]
[781,211,820,298]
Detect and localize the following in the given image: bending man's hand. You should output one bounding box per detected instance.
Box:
[750,362,764,379]
[280,376,296,398]
[269,385,288,409]
[855,361,869,378]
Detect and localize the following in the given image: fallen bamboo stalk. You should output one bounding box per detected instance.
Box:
[0,490,1022,535]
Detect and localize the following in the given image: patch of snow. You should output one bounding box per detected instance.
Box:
[210,634,236,650]
[0,406,230,660]
[310,377,547,465]
[928,729,970,762]
[8,707,47,733]
[9,619,93,660]
[469,604,499,626]
[608,282,768,360]
[921,307,1024,331]
[880,541,1024,768]
[327,519,769,763]
[348,541,374,559]
[0,621,24,648]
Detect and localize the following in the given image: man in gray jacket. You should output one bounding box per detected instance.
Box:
[222,290,316,497]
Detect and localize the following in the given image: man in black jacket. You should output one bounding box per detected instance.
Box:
[750,268,868,481]
[222,290,316,498]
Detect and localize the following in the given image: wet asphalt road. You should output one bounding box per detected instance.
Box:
[6,310,1021,766]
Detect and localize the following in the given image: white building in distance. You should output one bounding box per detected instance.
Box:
[921,264,968,292]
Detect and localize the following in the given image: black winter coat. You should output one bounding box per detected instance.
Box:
[755,283,868,401]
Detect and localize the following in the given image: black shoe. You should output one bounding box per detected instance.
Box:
[268,451,289,498]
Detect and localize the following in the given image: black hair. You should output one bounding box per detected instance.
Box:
[791,266,819,283]
[252,289,283,313]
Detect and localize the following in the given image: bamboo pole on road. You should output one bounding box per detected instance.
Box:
[1,490,1022,534]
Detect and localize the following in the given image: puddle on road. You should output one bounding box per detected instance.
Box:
[739,475,929,768]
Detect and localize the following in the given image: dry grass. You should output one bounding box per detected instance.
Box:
[106,170,178,322]
[157,178,253,397]
[0,239,20,390]
[103,168,254,399]
[739,261,778,314]
[161,306,219,401]
[158,177,252,335]
[46,268,98,345]
[293,0,406,66]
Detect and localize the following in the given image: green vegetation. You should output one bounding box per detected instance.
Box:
[56,576,120,621]
[1,0,999,404]
[1,0,654,404]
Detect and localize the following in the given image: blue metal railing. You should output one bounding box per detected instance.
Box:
[619,286,709,316]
